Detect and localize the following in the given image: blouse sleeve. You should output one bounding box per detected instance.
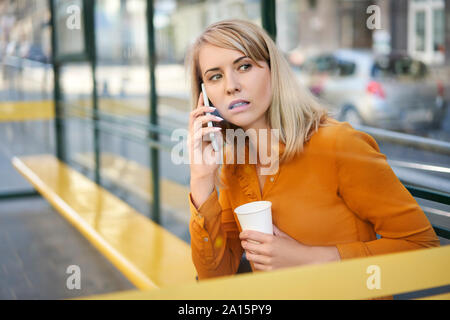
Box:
[334,123,440,259]
[189,169,243,279]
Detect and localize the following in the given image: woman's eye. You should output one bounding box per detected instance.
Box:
[239,63,252,71]
[208,64,251,81]
[209,74,222,81]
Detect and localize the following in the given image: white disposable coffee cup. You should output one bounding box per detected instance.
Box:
[234,201,273,235]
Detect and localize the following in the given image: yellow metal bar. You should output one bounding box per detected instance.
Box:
[0,98,147,123]
[85,245,450,300]
[0,101,54,121]
[12,155,197,290]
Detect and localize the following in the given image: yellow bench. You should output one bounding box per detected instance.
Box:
[12,154,197,290]
[87,245,450,300]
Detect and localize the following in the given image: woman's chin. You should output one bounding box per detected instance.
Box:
[228,118,254,130]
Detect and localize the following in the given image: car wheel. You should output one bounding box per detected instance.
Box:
[341,107,364,126]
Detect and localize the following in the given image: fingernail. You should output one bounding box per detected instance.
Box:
[212,127,222,131]
[209,106,216,110]
[215,116,223,121]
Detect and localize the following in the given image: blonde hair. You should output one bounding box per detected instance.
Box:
[185,19,332,188]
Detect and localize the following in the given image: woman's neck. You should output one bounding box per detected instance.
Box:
[243,122,274,167]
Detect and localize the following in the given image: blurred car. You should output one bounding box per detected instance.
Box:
[294,49,447,132]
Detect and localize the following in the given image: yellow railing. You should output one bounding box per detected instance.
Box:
[0,101,54,121]
[85,245,450,300]
[0,99,148,122]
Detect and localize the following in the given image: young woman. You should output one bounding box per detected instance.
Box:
[186,19,439,280]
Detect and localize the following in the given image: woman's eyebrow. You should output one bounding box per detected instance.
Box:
[203,56,248,77]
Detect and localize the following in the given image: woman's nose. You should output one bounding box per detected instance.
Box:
[225,74,241,94]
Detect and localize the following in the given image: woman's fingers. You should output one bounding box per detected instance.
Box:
[193,126,222,142]
[241,240,266,255]
[193,106,217,118]
[245,251,271,266]
[197,91,204,108]
[187,91,222,179]
[196,113,223,126]
[252,263,271,271]
[190,127,222,160]
[189,106,217,131]
[194,91,211,118]
[189,109,222,149]
[240,230,272,244]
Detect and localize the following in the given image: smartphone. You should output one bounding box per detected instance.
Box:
[201,83,219,152]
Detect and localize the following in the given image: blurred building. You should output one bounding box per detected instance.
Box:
[277,0,376,54]
[155,0,261,64]
[390,0,450,96]
[391,0,447,66]
[277,0,449,70]
[0,0,51,62]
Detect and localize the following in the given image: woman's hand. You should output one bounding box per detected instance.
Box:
[188,92,224,179]
[239,225,341,271]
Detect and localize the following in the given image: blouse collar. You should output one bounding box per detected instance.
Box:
[225,140,286,201]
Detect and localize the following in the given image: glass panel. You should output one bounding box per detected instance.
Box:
[159,147,191,242]
[60,63,95,180]
[97,129,151,215]
[154,0,262,237]
[155,0,261,110]
[337,59,356,77]
[96,0,149,118]
[0,0,55,193]
[93,0,160,223]
[415,11,426,52]
[432,9,445,54]
[372,56,428,80]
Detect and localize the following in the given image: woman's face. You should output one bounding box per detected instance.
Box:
[199,44,272,130]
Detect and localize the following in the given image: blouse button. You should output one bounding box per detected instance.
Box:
[270,177,274,182]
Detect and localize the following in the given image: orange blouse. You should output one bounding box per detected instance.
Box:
[188,120,440,280]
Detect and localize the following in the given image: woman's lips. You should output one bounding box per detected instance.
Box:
[229,102,250,113]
